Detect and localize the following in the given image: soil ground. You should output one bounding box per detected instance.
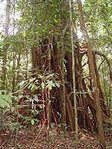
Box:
[0,126,112,149]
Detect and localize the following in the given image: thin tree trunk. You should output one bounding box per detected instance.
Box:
[60,48,66,125]
[77,0,106,148]
[59,0,68,126]
[1,0,11,90]
[17,53,21,84]
[12,51,16,92]
[26,49,28,79]
[47,37,52,129]
[12,0,16,92]
[0,0,11,130]
[69,0,78,143]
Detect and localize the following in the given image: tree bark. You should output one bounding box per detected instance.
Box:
[77,0,106,148]
[69,0,78,142]
[1,0,11,90]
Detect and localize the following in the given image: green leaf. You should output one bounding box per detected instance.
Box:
[55,82,60,88]
[46,80,54,91]
[29,78,36,83]
[0,94,12,108]
[19,80,25,87]
[33,95,39,102]
[31,119,35,125]
[30,83,37,91]
[41,82,45,90]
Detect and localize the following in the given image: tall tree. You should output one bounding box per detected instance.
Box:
[1,0,11,90]
[77,0,106,148]
[69,0,78,143]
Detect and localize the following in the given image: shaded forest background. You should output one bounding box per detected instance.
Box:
[0,0,112,149]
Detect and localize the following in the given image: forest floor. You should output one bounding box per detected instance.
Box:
[0,126,112,149]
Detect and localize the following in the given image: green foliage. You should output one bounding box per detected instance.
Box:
[19,72,60,93]
[31,119,35,126]
[5,122,21,132]
[16,72,60,126]
[0,0,111,137]
[84,0,112,49]
[0,92,12,108]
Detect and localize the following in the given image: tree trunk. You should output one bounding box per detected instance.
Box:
[69,0,78,142]
[1,0,11,90]
[12,0,16,92]
[77,0,106,148]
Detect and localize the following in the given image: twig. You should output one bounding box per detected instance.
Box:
[29,120,46,149]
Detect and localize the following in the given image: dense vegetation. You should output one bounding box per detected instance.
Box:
[0,0,112,148]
